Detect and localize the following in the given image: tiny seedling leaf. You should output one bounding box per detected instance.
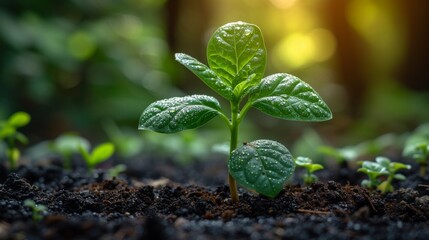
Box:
[139,95,221,133]
[394,173,406,181]
[207,21,266,88]
[54,134,90,156]
[249,73,332,121]
[232,73,257,102]
[0,126,15,139]
[295,156,312,166]
[90,143,115,166]
[15,132,29,145]
[175,53,233,100]
[358,161,388,174]
[228,139,295,198]
[309,164,324,173]
[8,112,31,127]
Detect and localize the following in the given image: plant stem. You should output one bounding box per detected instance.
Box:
[228,101,240,202]
[419,162,427,177]
[7,138,16,170]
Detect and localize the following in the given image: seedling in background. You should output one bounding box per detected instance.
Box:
[138,21,332,200]
[358,156,411,194]
[358,160,388,190]
[0,111,31,170]
[319,133,398,167]
[295,156,324,185]
[106,164,127,179]
[403,123,429,177]
[52,133,90,169]
[24,199,47,222]
[79,142,115,172]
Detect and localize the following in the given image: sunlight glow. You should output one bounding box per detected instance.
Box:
[270,0,298,9]
[273,28,336,70]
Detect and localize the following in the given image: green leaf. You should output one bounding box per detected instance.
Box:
[295,156,312,166]
[15,132,29,145]
[207,21,266,88]
[249,73,332,121]
[79,145,91,163]
[358,161,388,175]
[175,53,233,100]
[8,112,31,127]
[309,164,324,173]
[139,95,221,133]
[228,139,295,198]
[232,73,257,102]
[394,173,406,181]
[390,162,411,172]
[0,125,16,139]
[54,134,90,155]
[90,143,115,166]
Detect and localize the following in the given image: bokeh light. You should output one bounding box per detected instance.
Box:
[272,28,336,70]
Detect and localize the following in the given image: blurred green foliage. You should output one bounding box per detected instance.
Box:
[0,0,176,138]
[1,0,429,163]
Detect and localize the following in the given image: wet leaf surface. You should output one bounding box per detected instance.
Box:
[228,139,295,198]
[249,73,332,121]
[139,95,221,133]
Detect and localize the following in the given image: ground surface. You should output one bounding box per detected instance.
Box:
[0,156,429,240]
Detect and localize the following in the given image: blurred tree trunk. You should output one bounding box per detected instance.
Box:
[397,0,429,91]
[165,0,211,57]
[164,0,212,91]
[322,0,368,117]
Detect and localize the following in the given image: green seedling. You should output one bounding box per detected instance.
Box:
[403,123,429,177]
[79,142,115,171]
[52,133,90,169]
[24,199,47,222]
[106,164,127,179]
[0,111,31,170]
[358,156,411,194]
[319,145,361,165]
[358,160,388,190]
[319,133,398,167]
[295,156,324,185]
[138,21,332,200]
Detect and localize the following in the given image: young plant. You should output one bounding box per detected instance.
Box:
[358,156,411,194]
[0,111,31,170]
[319,133,397,167]
[138,21,332,200]
[106,163,127,179]
[358,160,388,190]
[79,142,115,172]
[52,133,90,169]
[24,199,47,222]
[295,156,324,185]
[403,124,429,177]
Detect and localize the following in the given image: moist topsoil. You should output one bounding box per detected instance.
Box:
[0,156,428,240]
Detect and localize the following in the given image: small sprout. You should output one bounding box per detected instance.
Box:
[106,164,127,179]
[319,145,361,164]
[358,161,388,190]
[0,111,31,170]
[79,142,115,172]
[52,133,90,169]
[358,156,411,194]
[24,199,47,222]
[295,156,324,185]
[319,133,398,167]
[138,22,332,201]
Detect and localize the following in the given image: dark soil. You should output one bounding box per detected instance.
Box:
[1,156,429,240]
